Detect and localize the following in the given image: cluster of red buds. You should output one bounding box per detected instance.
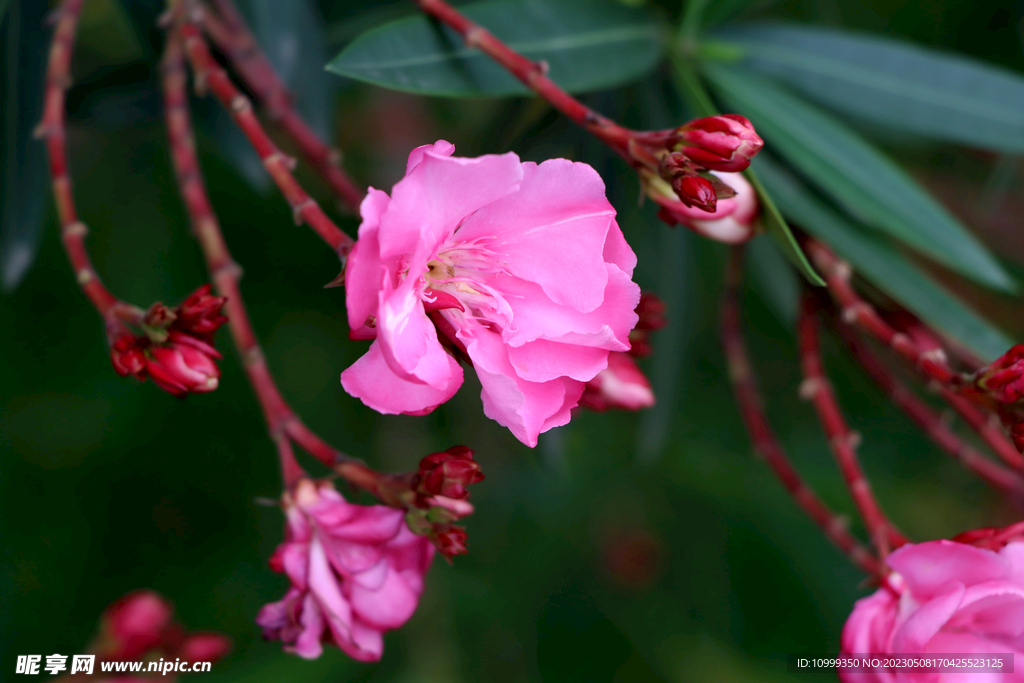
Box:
[629,115,763,212]
[579,292,665,412]
[110,285,227,397]
[404,445,485,560]
[54,589,230,681]
[951,520,1024,551]
[969,345,1024,450]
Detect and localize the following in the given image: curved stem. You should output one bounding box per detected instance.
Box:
[836,324,1024,497]
[722,248,880,575]
[413,0,635,157]
[170,3,354,260]
[198,1,365,214]
[161,30,382,494]
[799,292,907,558]
[41,0,138,337]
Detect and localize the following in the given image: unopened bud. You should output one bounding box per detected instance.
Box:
[629,292,667,358]
[111,334,148,379]
[101,590,173,660]
[416,445,484,501]
[431,525,469,560]
[976,345,1024,404]
[674,114,763,173]
[173,284,228,339]
[145,331,222,398]
[672,175,717,213]
[579,352,655,412]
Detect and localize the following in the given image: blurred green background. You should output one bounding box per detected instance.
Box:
[4,0,1024,681]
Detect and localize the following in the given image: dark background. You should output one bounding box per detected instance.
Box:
[4,0,1024,681]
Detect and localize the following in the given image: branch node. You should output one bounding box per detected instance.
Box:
[799,377,824,400]
[63,221,88,238]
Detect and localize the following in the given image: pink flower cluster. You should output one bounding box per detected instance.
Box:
[257,480,434,661]
[341,141,641,446]
[841,539,1024,682]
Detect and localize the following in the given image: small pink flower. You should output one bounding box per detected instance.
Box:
[653,171,759,244]
[341,141,641,446]
[257,480,434,662]
[840,539,1024,682]
[145,331,221,397]
[579,352,655,412]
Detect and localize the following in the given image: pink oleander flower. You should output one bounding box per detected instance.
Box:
[341,141,641,447]
[652,170,759,244]
[257,479,435,662]
[579,352,655,412]
[840,539,1024,682]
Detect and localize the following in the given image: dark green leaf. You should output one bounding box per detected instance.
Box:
[1,0,50,292]
[0,0,11,24]
[755,155,1013,361]
[712,23,1024,153]
[745,233,798,327]
[703,63,1017,293]
[326,0,668,97]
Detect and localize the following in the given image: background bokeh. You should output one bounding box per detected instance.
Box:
[4,0,1024,681]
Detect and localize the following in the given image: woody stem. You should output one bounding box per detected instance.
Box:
[169,1,354,260]
[721,248,881,575]
[161,29,380,493]
[413,0,635,157]
[798,291,907,558]
[41,0,143,338]
[197,0,365,213]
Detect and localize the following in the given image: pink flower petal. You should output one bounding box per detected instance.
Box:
[506,338,609,382]
[457,159,615,312]
[341,339,463,416]
[888,540,1008,600]
[378,280,457,390]
[345,188,392,338]
[890,582,965,653]
[350,566,422,630]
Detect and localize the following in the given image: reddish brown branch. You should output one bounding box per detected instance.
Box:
[414,0,634,157]
[836,325,1024,496]
[799,292,907,557]
[805,239,1023,468]
[39,0,142,336]
[170,3,354,260]
[721,249,881,575]
[162,30,384,494]
[198,0,365,213]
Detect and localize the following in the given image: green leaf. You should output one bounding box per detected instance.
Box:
[745,233,799,327]
[711,23,1024,153]
[0,0,11,24]
[755,155,1013,362]
[702,63,1017,293]
[671,58,823,285]
[326,0,668,97]
[1,0,50,292]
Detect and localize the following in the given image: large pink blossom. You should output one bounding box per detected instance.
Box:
[840,539,1024,682]
[341,141,641,446]
[256,480,434,662]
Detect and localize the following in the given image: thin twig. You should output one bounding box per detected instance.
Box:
[798,292,907,557]
[170,2,354,260]
[721,248,881,575]
[198,0,365,213]
[414,0,634,157]
[805,238,1023,467]
[162,30,379,492]
[835,323,1024,496]
[39,0,143,336]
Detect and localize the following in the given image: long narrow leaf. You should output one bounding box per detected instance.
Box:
[755,155,1013,361]
[326,0,668,97]
[703,63,1016,293]
[713,23,1024,153]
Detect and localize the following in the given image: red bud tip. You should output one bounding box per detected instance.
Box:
[672,175,717,213]
[145,331,222,398]
[111,335,148,379]
[416,446,484,501]
[675,114,763,173]
[977,345,1024,404]
[431,525,469,560]
[173,284,228,339]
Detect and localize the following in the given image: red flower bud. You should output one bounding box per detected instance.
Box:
[111,334,148,380]
[145,331,222,398]
[101,590,173,660]
[173,284,228,339]
[672,175,717,213]
[416,445,484,501]
[628,292,666,357]
[579,352,655,412]
[977,345,1024,404]
[674,114,763,173]
[952,520,1024,551]
[431,525,469,560]
[177,633,233,662]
